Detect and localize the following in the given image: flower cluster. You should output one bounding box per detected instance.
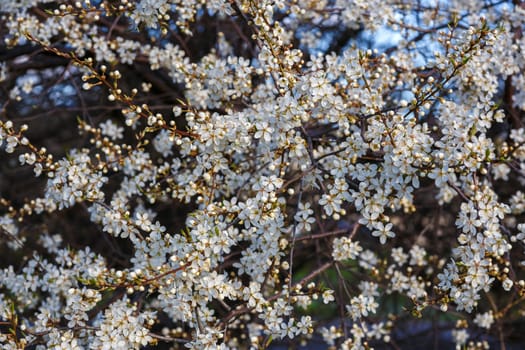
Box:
[1,0,525,349]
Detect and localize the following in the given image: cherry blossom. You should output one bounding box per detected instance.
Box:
[1,0,525,349]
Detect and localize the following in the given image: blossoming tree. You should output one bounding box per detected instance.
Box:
[1,0,525,349]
